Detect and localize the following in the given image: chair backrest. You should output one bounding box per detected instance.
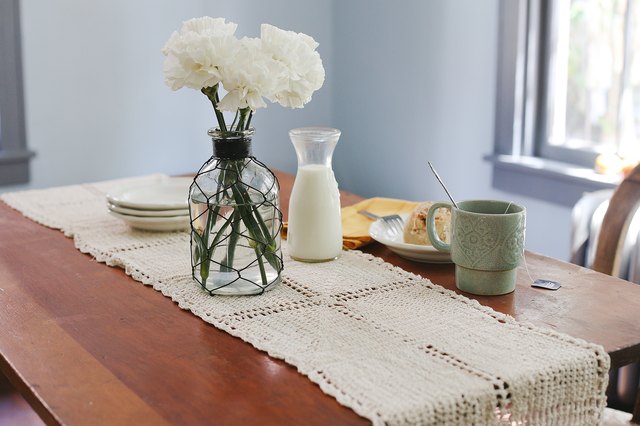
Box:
[593,164,640,276]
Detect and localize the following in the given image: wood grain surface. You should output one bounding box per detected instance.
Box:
[0,170,639,425]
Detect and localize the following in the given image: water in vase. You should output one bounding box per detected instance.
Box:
[190,195,281,295]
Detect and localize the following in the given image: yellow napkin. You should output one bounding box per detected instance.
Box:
[282,197,419,250]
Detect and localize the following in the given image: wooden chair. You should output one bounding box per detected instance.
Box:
[594,164,640,278]
[593,163,640,424]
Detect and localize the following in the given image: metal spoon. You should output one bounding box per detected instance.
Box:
[427,162,459,209]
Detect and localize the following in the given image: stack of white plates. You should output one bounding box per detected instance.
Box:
[106,177,192,231]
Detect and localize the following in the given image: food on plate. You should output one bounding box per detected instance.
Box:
[403,201,451,246]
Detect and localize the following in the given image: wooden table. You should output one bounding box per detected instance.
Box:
[1,170,640,425]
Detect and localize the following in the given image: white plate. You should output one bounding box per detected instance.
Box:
[108,203,188,217]
[109,210,190,232]
[369,213,452,263]
[106,177,191,210]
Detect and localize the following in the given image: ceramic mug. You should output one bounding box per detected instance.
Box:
[426,200,526,296]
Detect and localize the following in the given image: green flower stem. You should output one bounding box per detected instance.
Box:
[252,204,276,247]
[229,162,279,274]
[246,111,253,130]
[201,85,227,132]
[218,165,235,202]
[228,184,268,284]
[236,108,250,131]
[193,232,209,283]
[198,203,219,283]
[230,163,280,269]
[230,110,239,130]
[220,209,241,272]
[206,212,234,256]
[229,181,281,274]
[255,244,268,287]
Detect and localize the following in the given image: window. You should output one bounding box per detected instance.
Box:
[490,0,639,206]
[0,0,33,185]
[542,0,640,170]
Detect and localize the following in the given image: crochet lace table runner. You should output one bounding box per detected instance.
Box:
[1,175,610,425]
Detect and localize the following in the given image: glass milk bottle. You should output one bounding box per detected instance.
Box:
[288,127,342,262]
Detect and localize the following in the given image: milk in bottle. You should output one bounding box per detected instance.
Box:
[287,127,342,261]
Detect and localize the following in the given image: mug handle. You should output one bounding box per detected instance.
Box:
[426,202,452,253]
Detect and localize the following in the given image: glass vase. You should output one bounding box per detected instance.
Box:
[189,128,283,295]
[287,127,342,262]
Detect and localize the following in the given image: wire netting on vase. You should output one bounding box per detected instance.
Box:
[189,142,283,296]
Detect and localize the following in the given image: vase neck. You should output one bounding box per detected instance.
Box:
[213,138,252,159]
[209,128,254,160]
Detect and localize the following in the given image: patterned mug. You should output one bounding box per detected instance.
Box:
[427,200,526,296]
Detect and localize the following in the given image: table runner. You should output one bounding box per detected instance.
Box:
[1,175,610,425]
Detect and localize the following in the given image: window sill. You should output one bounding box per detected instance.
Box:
[486,154,618,207]
[0,149,35,185]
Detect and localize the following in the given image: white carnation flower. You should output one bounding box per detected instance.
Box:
[260,24,325,108]
[217,38,284,112]
[179,16,237,36]
[162,17,326,131]
[162,17,239,91]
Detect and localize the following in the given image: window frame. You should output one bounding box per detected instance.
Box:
[0,0,34,186]
[489,0,618,207]
[536,0,635,168]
